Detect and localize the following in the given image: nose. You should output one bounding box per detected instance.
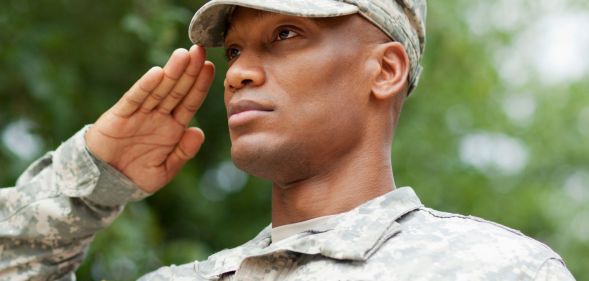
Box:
[224,52,266,92]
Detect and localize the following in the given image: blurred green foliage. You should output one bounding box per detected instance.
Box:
[1,0,588,280]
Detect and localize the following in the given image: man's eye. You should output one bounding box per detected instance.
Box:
[225,47,241,61]
[275,29,298,41]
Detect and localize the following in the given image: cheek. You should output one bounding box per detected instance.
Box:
[267,52,369,142]
[276,45,370,117]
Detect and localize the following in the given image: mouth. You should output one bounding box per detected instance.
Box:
[227,99,274,127]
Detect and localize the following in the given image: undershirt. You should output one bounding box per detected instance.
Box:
[271,214,340,244]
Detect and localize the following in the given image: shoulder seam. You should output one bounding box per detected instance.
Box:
[530,257,568,281]
[419,207,525,237]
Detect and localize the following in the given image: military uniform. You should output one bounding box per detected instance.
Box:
[0,128,575,280]
[0,0,578,280]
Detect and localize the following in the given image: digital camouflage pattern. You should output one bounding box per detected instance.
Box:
[188,0,426,93]
[0,127,149,281]
[0,128,576,280]
[141,187,574,280]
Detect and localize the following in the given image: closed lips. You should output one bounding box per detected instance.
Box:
[228,100,274,117]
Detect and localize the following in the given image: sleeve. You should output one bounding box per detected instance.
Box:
[0,126,151,281]
[533,258,576,281]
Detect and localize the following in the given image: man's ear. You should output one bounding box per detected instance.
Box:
[371,42,410,100]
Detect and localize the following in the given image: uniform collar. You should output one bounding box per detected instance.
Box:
[197,187,423,278]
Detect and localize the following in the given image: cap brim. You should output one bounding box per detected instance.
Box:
[188,0,359,47]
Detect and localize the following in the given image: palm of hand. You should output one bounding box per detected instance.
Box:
[86,46,215,192]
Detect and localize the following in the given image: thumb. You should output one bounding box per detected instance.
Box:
[165,127,205,178]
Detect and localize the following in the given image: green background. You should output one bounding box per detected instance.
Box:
[1,0,588,280]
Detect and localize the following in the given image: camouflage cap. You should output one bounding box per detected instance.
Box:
[189,0,427,93]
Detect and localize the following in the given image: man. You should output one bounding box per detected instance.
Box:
[0,0,576,280]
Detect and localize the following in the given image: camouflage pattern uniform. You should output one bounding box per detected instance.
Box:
[0,127,149,281]
[0,0,578,280]
[0,128,576,280]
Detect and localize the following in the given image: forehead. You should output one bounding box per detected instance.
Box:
[226,7,311,35]
[223,8,388,47]
[234,7,273,20]
[226,8,268,32]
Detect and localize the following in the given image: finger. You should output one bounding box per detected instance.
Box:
[140,48,190,113]
[173,61,215,125]
[165,127,205,177]
[157,45,206,114]
[112,67,164,117]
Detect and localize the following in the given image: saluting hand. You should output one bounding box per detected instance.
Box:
[85,45,215,193]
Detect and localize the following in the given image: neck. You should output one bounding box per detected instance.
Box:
[271,146,395,227]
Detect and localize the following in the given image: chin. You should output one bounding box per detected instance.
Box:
[230,136,310,183]
[231,141,275,179]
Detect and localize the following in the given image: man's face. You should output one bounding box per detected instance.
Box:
[223,8,381,184]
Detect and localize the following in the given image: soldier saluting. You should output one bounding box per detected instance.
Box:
[0,0,575,280]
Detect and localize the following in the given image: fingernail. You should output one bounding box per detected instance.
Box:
[174,48,188,55]
[147,66,162,74]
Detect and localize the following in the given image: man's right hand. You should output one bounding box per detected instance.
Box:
[85,45,215,193]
